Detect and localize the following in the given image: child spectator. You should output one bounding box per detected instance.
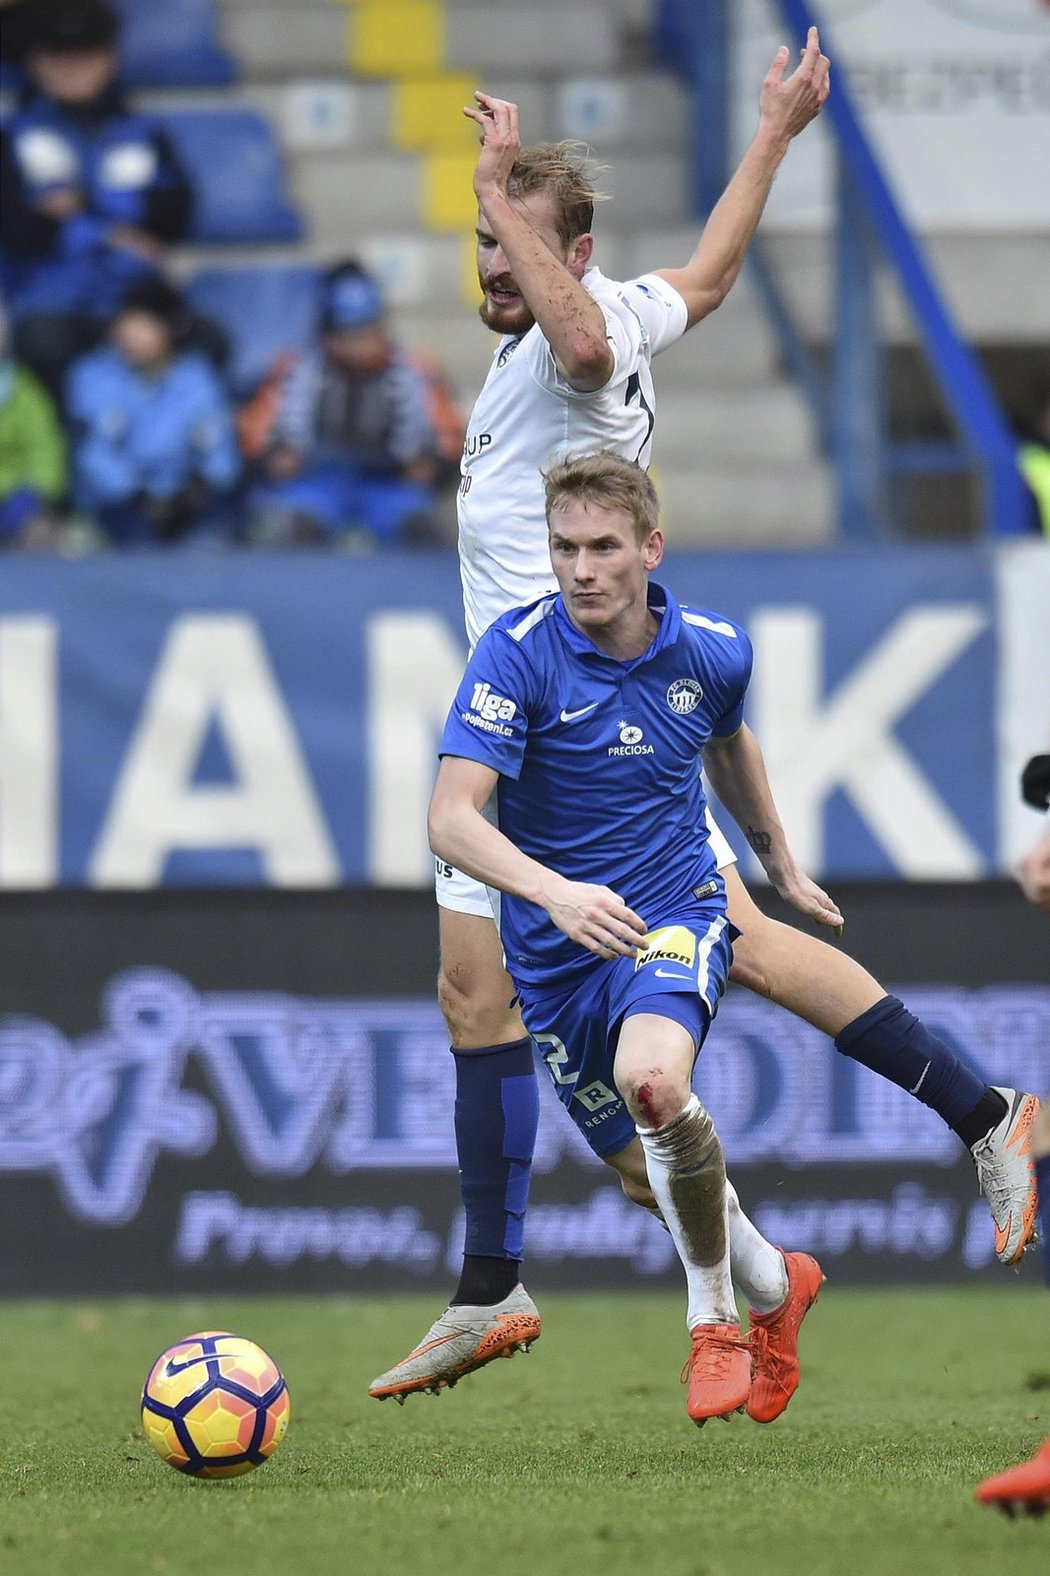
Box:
[0,295,66,548]
[0,0,193,397]
[66,278,240,546]
[247,260,463,547]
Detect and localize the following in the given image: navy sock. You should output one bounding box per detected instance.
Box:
[451,1037,538,1301]
[1037,1154,1050,1290]
[834,995,989,1134]
[452,1255,521,1307]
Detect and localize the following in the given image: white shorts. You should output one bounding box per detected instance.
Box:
[435,792,504,918]
[705,807,737,873]
[434,806,737,917]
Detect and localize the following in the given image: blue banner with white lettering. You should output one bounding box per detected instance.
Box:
[1,543,1047,886]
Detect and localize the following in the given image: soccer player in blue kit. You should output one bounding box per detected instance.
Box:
[424,451,825,1424]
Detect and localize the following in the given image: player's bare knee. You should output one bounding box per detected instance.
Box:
[436,966,488,1043]
[620,1069,689,1131]
[437,965,518,1047]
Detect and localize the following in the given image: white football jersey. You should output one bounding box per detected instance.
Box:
[456,266,688,649]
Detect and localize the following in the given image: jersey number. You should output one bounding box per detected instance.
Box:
[535,1033,618,1113]
[535,1032,575,1086]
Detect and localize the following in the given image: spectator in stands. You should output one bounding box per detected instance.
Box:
[66,277,241,546]
[246,261,463,547]
[0,294,66,548]
[0,0,194,397]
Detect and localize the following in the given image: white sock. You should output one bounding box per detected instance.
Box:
[725,1181,788,1313]
[638,1094,737,1330]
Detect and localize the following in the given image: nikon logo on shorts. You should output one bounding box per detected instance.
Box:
[634,924,697,971]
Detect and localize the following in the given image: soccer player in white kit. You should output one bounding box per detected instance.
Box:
[369,29,1039,1404]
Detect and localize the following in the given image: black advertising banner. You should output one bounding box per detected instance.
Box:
[1,887,1047,1295]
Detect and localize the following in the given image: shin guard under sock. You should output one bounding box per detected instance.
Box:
[835,995,993,1136]
[451,1037,537,1302]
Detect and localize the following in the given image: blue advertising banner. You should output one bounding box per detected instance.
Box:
[0,542,1047,887]
[3,963,1047,1293]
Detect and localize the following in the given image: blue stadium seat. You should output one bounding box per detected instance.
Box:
[113,0,236,88]
[185,267,323,394]
[156,111,302,243]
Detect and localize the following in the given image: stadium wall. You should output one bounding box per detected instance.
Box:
[1,542,1048,887]
[1,882,1046,1296]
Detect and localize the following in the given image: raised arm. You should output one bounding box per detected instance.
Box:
[654,26,831,329]
[428,755,648,956]
[701,722,843,932]
[463,92,614,391]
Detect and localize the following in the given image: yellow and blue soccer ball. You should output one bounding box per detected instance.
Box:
[141,1331,291,1479]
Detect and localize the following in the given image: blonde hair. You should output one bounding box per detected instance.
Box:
[543,451,660,543]
[507,142,608,245]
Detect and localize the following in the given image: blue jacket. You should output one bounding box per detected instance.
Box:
[67,348,240,509]
[0,88,192,317]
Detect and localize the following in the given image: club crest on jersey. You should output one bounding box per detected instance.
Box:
[667,678,703,715]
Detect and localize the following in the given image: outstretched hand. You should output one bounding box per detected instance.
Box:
[759,24,831,143]
[772,867,844,935]
[463,90,521,200]
[543,877,648,959]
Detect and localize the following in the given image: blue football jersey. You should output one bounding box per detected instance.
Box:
[439,582,753,988]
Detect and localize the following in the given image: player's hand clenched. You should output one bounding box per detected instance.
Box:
[542,877,648,959]
[758,25,831,145]
[464,91,521,201]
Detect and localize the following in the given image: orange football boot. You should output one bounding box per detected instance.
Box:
[975,1439,1050,1517]
[682,1322,751,1425]
[747,1250,825,1423]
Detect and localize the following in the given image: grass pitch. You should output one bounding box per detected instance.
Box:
[1,1288,1046,1576]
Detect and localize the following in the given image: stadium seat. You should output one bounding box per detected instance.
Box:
[112,0,237,89]
[185,266,322,394]
[156,111,303,244]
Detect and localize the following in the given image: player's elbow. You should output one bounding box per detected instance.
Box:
[562,335,614,390]
[684,277,733,327]
[426,792,455,864]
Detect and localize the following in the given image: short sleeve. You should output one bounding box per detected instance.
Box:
[439,627,533,779]
[709,624,754,738]
[620,274,689,357]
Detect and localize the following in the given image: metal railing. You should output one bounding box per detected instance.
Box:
[654,0,1030,538]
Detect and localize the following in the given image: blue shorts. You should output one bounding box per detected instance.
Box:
[516,907,735,1159]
